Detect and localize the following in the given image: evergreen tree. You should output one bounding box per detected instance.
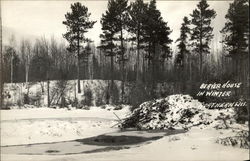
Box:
[128,0,148,82]
[144,0,172,91]
[100,0,130,103]
[221,0,249,122]
[221,0,249,79]
[114,0,130,103]
[190,0,216,80]
[63,2,96,93]
[99,0,119,94]
[175,16,191,91]
[176,16,191,68]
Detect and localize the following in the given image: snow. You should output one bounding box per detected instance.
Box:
[122,94,247,132]
[122,95,213,129]
[1,106,130,121]
[1,128,248,161]
[3,80,130,107]
[1,94,249,161]
[1,106,130,146]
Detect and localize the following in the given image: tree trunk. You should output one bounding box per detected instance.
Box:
[26,63,30,97]
[182,51,186,93]
[25,65,28,87]
[74,80,77,101]
[142,52,145,82]
[247,46,250,136]
[77,31,81,93]
[120,29,125,103]
[0,14,3,108]
[77,57,81,94]
[199,48,203,81]
[150,43,156,98]
[11,51,13,83]
[136,29,140,82]
[199,22,203,81]
[47,73,50,107]
[110,48,114,92]
[148,44,151,83]
[189,54,192,81]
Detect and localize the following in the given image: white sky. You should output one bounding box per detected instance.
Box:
[2,0,232,46]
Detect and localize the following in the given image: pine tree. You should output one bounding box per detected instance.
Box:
[128,0,148,82]
[114,0,130,103]
[175,16,191,91]
[144,0,172,93]
[99,0,119,95]
[221,0,249,80]
[190,0,216,80]
[176,17,191,68]
[100,0,130,103]
[221,0,249,122]
[63,2,96,93]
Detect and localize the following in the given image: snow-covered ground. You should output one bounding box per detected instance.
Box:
[1,106,130,146]
[1,106,249,161]
[1,94,249,161]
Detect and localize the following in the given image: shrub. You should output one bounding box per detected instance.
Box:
[68,97,78,108]
[114,104,123,110]
[23,93,29,104]
[216,130,249,149]
[2,102,11,110]
[95,90,104,106]
[29,92,41,106]
[82,88,93,106]
[82,106,90,110]
[110,83,120,105]
[17,97,24,107]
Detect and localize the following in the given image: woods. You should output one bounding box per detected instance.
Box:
[1,0,249,158]
[1,0,249,114]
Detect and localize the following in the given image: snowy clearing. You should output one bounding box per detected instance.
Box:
[1,95,249,161]
[1,106,249,161]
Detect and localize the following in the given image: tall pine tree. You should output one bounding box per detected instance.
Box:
[63,2,96,93]
[128,0,148,82]
[99,0,120,103]
[176,16,191,69]
[175,16,191,91]
[221,0,249,122]
[144,0,172,89]
[221,0,249,80]
[190,0,216,80]
[138,0,172,97]
[114,0,130,103]
[100,0,130,103]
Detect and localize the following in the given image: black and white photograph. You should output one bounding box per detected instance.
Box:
[0,0,249,160]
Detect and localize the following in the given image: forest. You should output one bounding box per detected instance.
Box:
[0,0,250,157]
[1,0,249,114]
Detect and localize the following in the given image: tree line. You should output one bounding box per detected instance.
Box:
[2,0,249,103]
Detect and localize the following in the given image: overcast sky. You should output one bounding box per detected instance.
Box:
[2,0,232,47]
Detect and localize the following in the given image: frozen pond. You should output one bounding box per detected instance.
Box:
[1,130,185,155]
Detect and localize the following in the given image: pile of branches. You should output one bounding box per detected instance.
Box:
[121,95,212,130]
[216,130,249,149]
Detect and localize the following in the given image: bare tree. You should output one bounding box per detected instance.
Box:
[9,35,16,84]
[20,39,32,92]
